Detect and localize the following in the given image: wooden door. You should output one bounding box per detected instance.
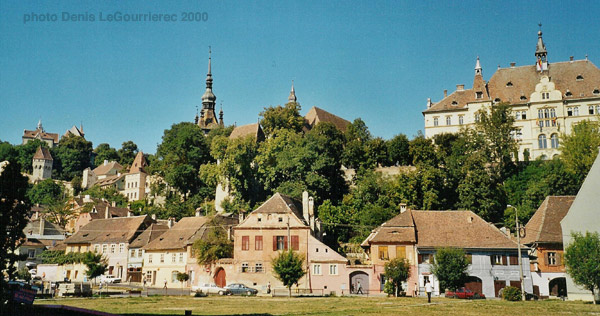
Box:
[494,280,506,297]
[464,277,483,294]
[214,268,226,287]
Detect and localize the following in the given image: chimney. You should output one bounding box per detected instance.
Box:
[104,160,108,166]
[443,89,448,98]
[570,56,574,62]
[105,206,110,219]
[510,62,516,68]
[34,210,40,220]
[302,191,309,224]
[168,218,174,228]
[456,84,464,91]
[39,217,45,235]
[195,208,202,217]
[239,211,245,223]
[151,214,156,220]
[308,197,315,230]
[112,201,116,207]
[467,216,473,223]
[84,194,91,203]
[127,210,133,217]
[500,227,510,236]
[399,203,407,213]
[427,98,432,109]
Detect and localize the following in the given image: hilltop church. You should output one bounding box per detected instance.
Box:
[423,28,600,161]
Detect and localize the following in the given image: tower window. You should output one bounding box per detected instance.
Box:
[476,92,483,99]
[576,75,584,81]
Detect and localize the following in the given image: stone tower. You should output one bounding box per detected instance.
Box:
[197,47,222,134]
[32,146,53,182]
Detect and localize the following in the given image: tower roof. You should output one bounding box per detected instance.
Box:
[288,81,297,103]
[33,146,53,161]
[201,47,216,105]
[129,151,147,174]
[535,29,547,56]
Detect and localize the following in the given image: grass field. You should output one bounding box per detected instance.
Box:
[34,296,600,316]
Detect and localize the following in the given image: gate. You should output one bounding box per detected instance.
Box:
[214,268,226,287]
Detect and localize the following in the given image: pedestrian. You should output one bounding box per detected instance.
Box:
[356,280,363,294]
[163,279,168,295]
[143,278,147,288]
[267,281,271,294]
[425,280,433,303]
[413,282,418,297]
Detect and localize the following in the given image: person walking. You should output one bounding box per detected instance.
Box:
[163,279,168,295]
[356,280,363,294]
[425,280,433,303]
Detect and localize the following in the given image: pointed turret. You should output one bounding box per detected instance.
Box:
[197,46,220,134]
[473,56,488,100]
[37,119,43,132]
[535,24,548,71]
[219,105,224,126]
[475,56,482,76]
[288,81,297,103]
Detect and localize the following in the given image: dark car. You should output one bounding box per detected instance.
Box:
[445,287,485,299]
[224,283,258,296]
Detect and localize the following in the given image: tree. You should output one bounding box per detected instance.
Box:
[564,231,600,304]
[0,160,30,302]
[118,141,139,166]
[176,272,190,294]
[430,247,470,292]
[560,120,600,183]
[259,102,304,137]
[83,252,107,284]
[386,134,410,166]
[15,139,47,174]
[271,250,306,297]
[93,143,119,167]
[52,134,93,181]
[384,258,411,297]
[409,133,437,166]
[27,179,64,205]
[193,219,233,265]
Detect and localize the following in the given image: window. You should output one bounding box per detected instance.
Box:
[590,105,595,115]
[546,252,558,266]
[544,109,549,118]
[110,244,116,254]
[119,243,125,253]
[542,92,550,100]
[396,246,406,260]
[255,236,263,250]
[476,91,483,99]
[515,111,522,120]
[474,113,480,123]
[458,115,464,125]
[291,235,299,251]
[433,117,439,126]
[491,255,506,265]
[160,254,165,263]
[27,249,36,259]
[172,271,178,283]
[148,254,153,263]
[378,246,389,260]
[506,81,513,87]
[130,249,136,258]
[329,264,338,275]
[418,254,430,264]
[576,75,584,81]
[242,262,249,273]
[172,253,176,263]
[538,109,544,119]
[446,116,451,125]
[574,107,579,116]
[509,255,518,265]
[94,245,100,253]
[255,262,263,273]
[521,111,527,120]
[538,134,547,149]
[242,236,250,251]
[179,252,184,263]
[313,264,322,275]
[278,217,283,222]
[274,236,286,251]
[138,249,143,257]
[551,134,559,149]
[567,107,573,116]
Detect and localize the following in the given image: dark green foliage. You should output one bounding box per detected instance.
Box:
[118,141,139,167]
[502,286,522,301]
[560,120,600,183]
[409,133,437,166]
[431,247,470,292]
[193,218,233,265]
[93,143,119,167]
[386,134,410,166]
[271,250,306,297]
[15,139,47,174]
[259,102,305,137]
[384,258,411,297]
[27,179,64,205]
[83,252,107,281]
[52,135,93,181]
[342,118,372,169]
[0,141,18,165]
[564,231,600,303]
[81,186,128,207]
[38,250,88,264]
[0,159,30,302]
[17,268,32,282]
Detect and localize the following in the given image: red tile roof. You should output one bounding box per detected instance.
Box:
[522,196,575,245]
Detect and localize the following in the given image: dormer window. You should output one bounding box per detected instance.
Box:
[593,89,599,95]
[576,75,584,81]
[278,217,283,222]
[494,98,501,103]
[451,101,458,105]
[565,90,573,97]
[476,92,483,99]
[506,82,513,87]
[520,96,527,101]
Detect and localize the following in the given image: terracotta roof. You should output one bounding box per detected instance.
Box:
[523,196,576,245]
[129,223,169,248]
[250,193,306,224]
[87,203,130,220]
[92,161,123,176]
[95,174,125,187]
[425,60,600,113]
[304,107,351,132]
[33,147,53,160]
[229,123,265,142]
[364,210,519,249]
[24,219,65,236]
[129,151,147,174]
[65,215,151,244]
[22,128,59,144]
[143,216,208,250]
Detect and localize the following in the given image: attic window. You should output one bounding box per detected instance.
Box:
[594,89,600,95]
[83,233,89,237]
[494,98,501,103]
[257,217,262,222]
[506,82,513,87]
[520,96,527,101]
[565,90,573,97]
[278,217,283,222]
[476,92,483,99]
[451,101,458,105]
[179,237,183,240]
[576,75,584,81]
[159,237,164,241]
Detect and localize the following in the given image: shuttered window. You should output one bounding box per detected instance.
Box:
[291,236,299,251]
[273,236,287,251]
[242,236,249,251]
[255,236,263,250]
[396,246,406,260]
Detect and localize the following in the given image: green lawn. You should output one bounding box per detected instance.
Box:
[35,296,600,316]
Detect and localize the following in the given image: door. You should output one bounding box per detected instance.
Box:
[349,271,369,294]
[549,277,566,297]
[494,280,506,297]
[214,268,226,287]
[464,276,483,295]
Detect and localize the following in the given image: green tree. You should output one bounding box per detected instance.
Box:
[15,139,47,174]
[27,179,64,205]
[259,102,304,137]
[0,141,18,164]
[564,231,600,304]
[193,219,233,265]
[386,134,410,166]
[342,118,372,169]
[93,143,119,167]
[430,247,470,292]
[384,258,411,297]
[118,141,139,166]
[83,252,107,284]
[176,272,190,294]
[52,135,93,181]
[409,133,437,166]
[0,160,30,301]
[81,186,128,207]
[560,120,600,183]
[271,250,306,297]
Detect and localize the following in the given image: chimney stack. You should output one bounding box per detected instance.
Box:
[570,56,574,62]
[399,203,407,213]
[427,98,432,109]
[456,84,465,91]
[302,191,309,224]
[510,62,516,68]
[105,206,110,219]
[39,217,45,235]
[168,218,174,228]
[308,197,315,231]
[112,201,116,207]
[239,211,245,223]
[444,89,448,98]
[104,160,108,166]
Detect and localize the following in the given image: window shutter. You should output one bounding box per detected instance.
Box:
[502,255,507,265]
[291,236,299,251]
[273,236,277,251]
[490,255,495,265]
[284,236,288,250]
[545,252,550,265]
[418,254,423,264]
[556,253,561,266]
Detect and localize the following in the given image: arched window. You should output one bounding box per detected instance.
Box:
[551,134,559,148]
[538,134,547,149]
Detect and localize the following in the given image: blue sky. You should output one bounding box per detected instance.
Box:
[1,0,599,153]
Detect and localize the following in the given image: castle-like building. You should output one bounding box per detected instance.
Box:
[423,29,600,160]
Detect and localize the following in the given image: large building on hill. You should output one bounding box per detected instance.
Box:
[423,29,600,161]
[22,120,59,148]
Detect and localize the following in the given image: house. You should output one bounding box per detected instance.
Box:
[72,199,132,233]
[230,192,361,295]
[362,208,533,298]
[82,160,123,189]
[522,196,575,298]
[127,222,168,283]
[304,106,351,133]
[22,120,59,148]
[16,214,66,271]
[31,146,53,182]
[122,151,150,202]
[64,215,154,281]
[423,29,600,160]
[142,213,237,288]
[561,148,600,301]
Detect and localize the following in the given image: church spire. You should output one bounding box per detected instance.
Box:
[201,46,216,110]
[37,119,43,131]
[535,23,548,71]
[288,80,297,103]
[474,56,482,76]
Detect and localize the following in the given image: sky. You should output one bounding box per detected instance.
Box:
[1,1,599,154]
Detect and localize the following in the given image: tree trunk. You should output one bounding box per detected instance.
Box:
[395,282,398,297]
[593,288,596,305]
[288,286,291,297]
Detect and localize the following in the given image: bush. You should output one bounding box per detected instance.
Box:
[383,280,395,296]
[502,286,522,301]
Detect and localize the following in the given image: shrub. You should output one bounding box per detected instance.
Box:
[383,280,396,296]
[502,286,522,301]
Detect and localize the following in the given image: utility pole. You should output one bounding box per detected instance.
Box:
[287,216,291,250]
[509,205,526,301]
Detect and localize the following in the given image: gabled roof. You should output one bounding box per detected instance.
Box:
[33,147,53,160]
[363,210,519,249]
[304,107,351,132]
[23,128,59,144]
[229,123,265,142]
[129,152,147,174]
[143,216,208,251]
[65,215,151,244]
[64,125,85,138]
[522,196,575,245]
[93,161,123,176]
[129,223,169,248]
[308,235,347,263]
[95,174,125,187]
[237,193,307,228]
[87,203,130,220]
[24,218,65,237]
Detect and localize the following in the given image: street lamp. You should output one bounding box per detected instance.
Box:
[507,204,525,301]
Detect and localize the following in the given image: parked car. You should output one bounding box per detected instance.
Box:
[445,287,485,299]
[224,283,258,296]
[191,283,230,295]
[99,275,121,284]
